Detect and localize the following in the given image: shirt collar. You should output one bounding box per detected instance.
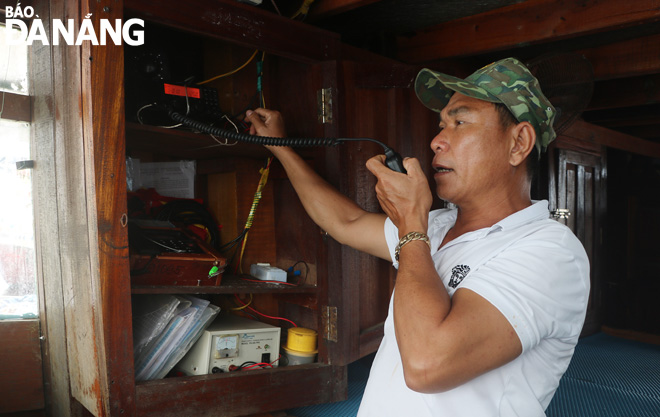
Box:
[431,200,550,248]
[493,200,549,232]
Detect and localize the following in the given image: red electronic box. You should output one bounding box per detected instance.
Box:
[129,222,226,286]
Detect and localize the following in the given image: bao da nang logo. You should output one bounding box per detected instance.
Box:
[4,4,144,46]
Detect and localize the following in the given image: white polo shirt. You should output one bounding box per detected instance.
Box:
[358,200,590,417]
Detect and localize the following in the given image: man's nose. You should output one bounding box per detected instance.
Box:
[430,131,448,153]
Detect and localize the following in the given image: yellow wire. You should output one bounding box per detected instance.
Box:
[231,293,253,310]
[237,230,250,274]
[236,157,274,273]
[198,49,259,85]
[292,0,315,18]
[260,51,266,108]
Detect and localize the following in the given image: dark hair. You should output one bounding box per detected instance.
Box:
[494,103,538,180]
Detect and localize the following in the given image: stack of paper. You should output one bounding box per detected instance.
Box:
[132,294,220,381]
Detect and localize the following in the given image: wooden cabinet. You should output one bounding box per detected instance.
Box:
[31,1,437,416]
[547,129,607,337]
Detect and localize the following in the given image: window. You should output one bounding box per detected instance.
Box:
[0,24,37,319]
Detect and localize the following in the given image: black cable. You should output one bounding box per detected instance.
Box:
[168,110,407,173]
[171,110,338,147]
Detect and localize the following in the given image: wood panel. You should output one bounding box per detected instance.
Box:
[29,1,75,415]
[309,0,381,19]
[554,148,604,336]
[0,320,44,413]
[82,0,136,413]
[589,73,660,110]
[580,32,660,80]
[320,59,440,366]
[135,364,346,417]
[397,0,660,63]
[124,0,340,64]
[562,120,660,159]
[30,0,135,415]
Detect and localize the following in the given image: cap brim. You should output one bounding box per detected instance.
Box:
[415,68,501,113]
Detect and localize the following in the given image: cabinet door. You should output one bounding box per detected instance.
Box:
[32,0,135,415]
[321,60,439,366]
[549,147,606,336]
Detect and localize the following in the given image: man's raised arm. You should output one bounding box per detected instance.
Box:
[245,108,391,261]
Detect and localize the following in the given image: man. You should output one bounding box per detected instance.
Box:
[245,57,590,416]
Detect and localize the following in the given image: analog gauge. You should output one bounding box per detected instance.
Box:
[217,335,238,350]
[214,334,239,359]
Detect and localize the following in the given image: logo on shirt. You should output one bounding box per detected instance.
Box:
[449,265,470,288]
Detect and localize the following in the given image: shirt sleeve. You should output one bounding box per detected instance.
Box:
[459,227,590,352]
[384,217,400,269]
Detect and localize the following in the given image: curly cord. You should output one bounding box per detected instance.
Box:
[169,110,389,149]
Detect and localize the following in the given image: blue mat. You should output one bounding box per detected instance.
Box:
[546,332,660,416]
[286,353,373,417]
[287,333,660,416]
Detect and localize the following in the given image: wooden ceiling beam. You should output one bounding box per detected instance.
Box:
[563,120,660,158]
[309,0,382,19]
[396,0,660,63]
[580,32,660,81]
[589,74,660,110]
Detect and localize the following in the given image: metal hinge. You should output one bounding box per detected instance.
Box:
[550,208,571,220]
[16,160,34,170]
[321,305,337,342]
[317,88,333,124]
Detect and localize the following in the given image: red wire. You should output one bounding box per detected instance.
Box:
[240,276,297,286]
[242,362,273,370]
[233,294,298,327]
[242,354,281,370]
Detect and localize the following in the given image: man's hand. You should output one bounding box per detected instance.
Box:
[245,108,286,138]
[366,155,433,238]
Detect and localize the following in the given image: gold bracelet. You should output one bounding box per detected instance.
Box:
[395,231,431,262]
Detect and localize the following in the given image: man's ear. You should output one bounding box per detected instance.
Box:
[509,122,536,167]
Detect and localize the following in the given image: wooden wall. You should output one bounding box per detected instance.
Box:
[0,320,44,414]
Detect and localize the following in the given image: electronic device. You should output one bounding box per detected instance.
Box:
[174,314,281,375]
[136,82,224,126]
[129,220,226,286]
[124,27,221,126]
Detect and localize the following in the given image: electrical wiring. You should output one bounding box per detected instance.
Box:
[289,260,310,285]
[239,276,298,286]
[233,293,298,327]
[241,362,273,370]
[241,354,281,370]
[269,0,282,16]
[198,49,259,85]
[230,292,253,310]
[232,156,274,274]
[168,110,408,173]
[291,0,316,20]
[257,51,266,108]
[201,116,240,149]
[150,84,190,129]
[219,156,273,273]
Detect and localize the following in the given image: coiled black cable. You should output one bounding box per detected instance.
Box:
[168,110,407,173]
[170,110,339,147]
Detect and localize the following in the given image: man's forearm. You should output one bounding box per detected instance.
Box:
[393,241,453,391]
[270,146,389,259]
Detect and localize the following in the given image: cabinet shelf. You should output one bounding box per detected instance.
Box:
[135,363,345,417]
[126,122,274,160]
[126,122,318,163]
[131,274,318,295]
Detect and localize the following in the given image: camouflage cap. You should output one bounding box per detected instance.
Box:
[414,57,556,153]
